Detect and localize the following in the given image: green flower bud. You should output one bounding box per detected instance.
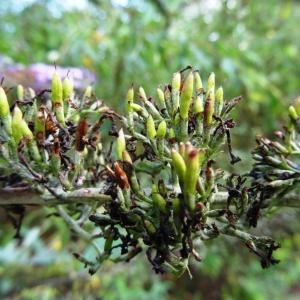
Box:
[156,87,166,110]
[126,86,134,113]
[179,72,194,120]
[215,86,223,116]
[63,76,74,101]
[193,94,204,115]
[194,71,203,91]
[207,72,215,92]
[152,184,167,213]
[35,106,46,144]
[116,128,126,160]
[83,85,92,99]
[28,87,36,98]
[144,220,156,235]
[146,115,156,139]
[0,87,10,118]
[12,106,33,144]
[171,149,186,181]
[17,84,24,101]
[203,92,214,128]
[172,72,181,113]
[51,72,65,124]
[122,150,132,163]
[139,86,147,102]
[288,105,298,121]
[156,120,167,138]
[168,128,175,140]
[184,148,200,196]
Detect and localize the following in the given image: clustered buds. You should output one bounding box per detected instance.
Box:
[0,66,281,277]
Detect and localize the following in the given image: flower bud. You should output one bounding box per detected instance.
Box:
[51,72,65,124]
[179,72,194,120]
[288,105,298,121]
[116,128,126,160]
[0,87,10,118]
[156,120,167,138]
[184,148,200,196]
[146,115,156,139]
[122,150,132,163]
[193,94,204,115]
[152,184,167,213]
[139,86,147,102]
[171,149,186,181]
[17,84,24,101]
[125,86,134,113]
[207,72,215,92]
[83,85,92,99]
[194,71,203,91]
[63,76,74,101]
[156,87,166,110]
[12,106,33,144]
[203,92,214,128]
[215,86,223,116]
[35,106,46,145]
[172,72,181,113]
[144,220,156,235]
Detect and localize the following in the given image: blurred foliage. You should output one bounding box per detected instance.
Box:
[1,0,300,299]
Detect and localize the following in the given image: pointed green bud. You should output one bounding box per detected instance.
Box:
[35,106,46,144]
[28,87,36,98]
[172,72,181,92]
[116,128,126,160]
[194,71,203,91]
[125,86,134,113]
[184,148,200,196]
[168,128,175,140]
[144,220,156,235]
[215,87,223,116]
[171,149,186,181]
[152,184,167,213]
[193,95,204,114]
[12,106,33,143]
[289,105,298,121]
[294,96,300,115]
[17,84,24,101]
[51,72,63,105]
[156,87,166,109]
[207,72,215,91]
[203,92,214,127]
[146,115,156,139]
[179,72,194,119]
[0,87,10,118]
[122,150,132,163]
[52,72,65,124]
[63,76,73,101]
[156,120,167,138]
[83,85,92,99]
[139,86,147,102]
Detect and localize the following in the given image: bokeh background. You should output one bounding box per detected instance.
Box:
[1,0,300,299]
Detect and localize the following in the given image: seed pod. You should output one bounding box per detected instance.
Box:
[63,76,74,101]
[179,72,194,120]
[171,149,186,181]
[172,72,181,114]
[116,128,126,160]
[156,120,167,138]
[51,72,65,124]
[76,119,88,152]
[17,84,24,101]
[146,115,156,139]
[152,184,167,213]
[215,86,223,116]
